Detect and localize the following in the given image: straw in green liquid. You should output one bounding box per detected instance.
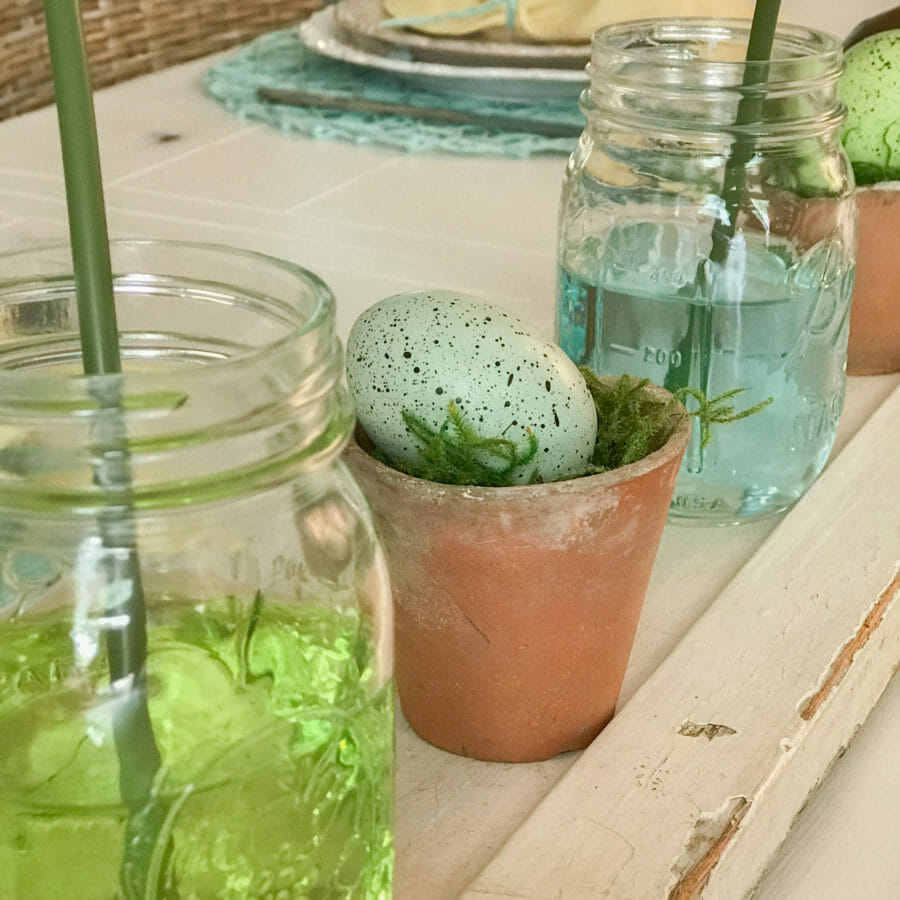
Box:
[42,1,175,895]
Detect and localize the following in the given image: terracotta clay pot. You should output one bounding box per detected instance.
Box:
[344,379,691,762]
[847,182,900,375]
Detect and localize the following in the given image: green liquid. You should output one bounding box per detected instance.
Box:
[0,597,393,899]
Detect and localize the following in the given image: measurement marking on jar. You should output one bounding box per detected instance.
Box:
[645,267,687,288]
[643,346,682,366]
[273,554,303,581]
[671,495,729,512]
[609,342,638,356]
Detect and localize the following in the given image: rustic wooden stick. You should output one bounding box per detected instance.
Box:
[256,86,582,138]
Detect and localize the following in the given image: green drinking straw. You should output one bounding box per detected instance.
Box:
[43,0,119,374]
[709,0,783,267]
[668,0,782,474]
[42,1,174,895]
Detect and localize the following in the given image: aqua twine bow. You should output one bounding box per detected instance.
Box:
[380,0,518,31]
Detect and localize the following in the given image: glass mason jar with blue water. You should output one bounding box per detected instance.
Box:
[557,19,857,522]
[0,241,393,898]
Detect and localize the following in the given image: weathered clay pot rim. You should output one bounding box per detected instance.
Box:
[346,377,692,501]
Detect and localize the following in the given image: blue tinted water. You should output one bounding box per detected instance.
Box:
[557,222,853,521]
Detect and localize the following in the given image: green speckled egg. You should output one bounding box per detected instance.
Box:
[346,291,597,484]
[840,29,900,184]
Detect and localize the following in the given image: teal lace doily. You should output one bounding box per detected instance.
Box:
[204,29,584,158]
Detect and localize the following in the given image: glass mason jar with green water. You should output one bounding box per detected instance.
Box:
[0,241,393,898]
[557,19,857,522]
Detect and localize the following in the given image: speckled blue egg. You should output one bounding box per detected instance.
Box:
[345,291,597,484]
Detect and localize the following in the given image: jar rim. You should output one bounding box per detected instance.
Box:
[0,239,352,509]
[590,17,843,77]
[0,238,335,389]
[585,16,846,140]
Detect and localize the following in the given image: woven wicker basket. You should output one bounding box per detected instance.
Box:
[0,0,322,121]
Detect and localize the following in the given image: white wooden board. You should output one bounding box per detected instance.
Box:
[463,386,900,899]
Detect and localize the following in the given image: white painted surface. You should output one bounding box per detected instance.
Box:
[463,387,900,899]
[0,4,898,894]
[754,673,900,900]
[781,0,893,36]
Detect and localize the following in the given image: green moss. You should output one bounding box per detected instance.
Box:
[578,370,680,473]
[675,384,773,450]
[851,159,897,186]
[371,401,540,486]
[371,370,773,487]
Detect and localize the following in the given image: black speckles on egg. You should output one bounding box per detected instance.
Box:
[345,290,598,483]
[840,30,900,181]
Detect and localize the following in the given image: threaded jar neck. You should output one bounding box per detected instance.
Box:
[0,241,352,513]
[585,18,846,142]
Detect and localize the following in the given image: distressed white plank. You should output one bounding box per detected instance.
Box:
[753,672,900,899]
[463,385,900,900]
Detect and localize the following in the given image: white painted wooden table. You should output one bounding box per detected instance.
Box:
[0,2,897,895]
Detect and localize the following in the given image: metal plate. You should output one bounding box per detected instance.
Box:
[299,6,587,102]
[333,0,590,69]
